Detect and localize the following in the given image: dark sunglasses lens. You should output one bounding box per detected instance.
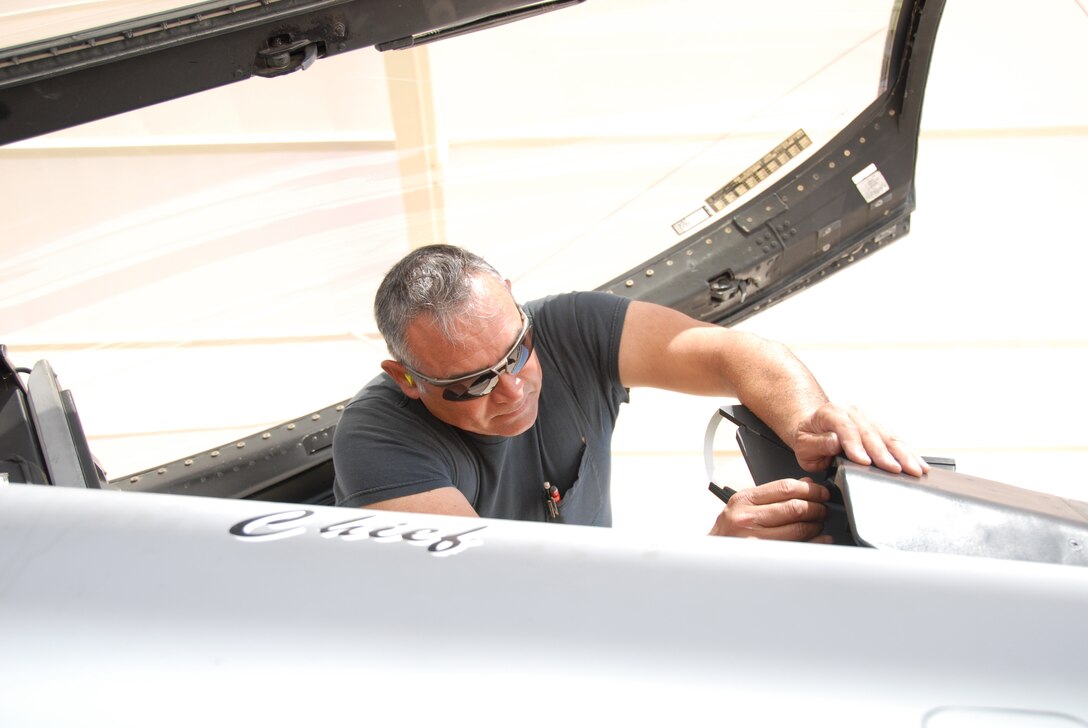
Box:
[442,373,498,401]
[510,327,534,373]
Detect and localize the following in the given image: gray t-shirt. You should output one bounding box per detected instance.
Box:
[332,291,631,525]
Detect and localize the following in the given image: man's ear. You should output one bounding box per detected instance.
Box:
[382,360,422,399]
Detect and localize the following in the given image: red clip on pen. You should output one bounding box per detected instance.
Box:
[543,480,560,519]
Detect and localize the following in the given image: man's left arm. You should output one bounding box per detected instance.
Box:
[616,300,928,477]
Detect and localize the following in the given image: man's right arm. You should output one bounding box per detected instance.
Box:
[360,486,480,518]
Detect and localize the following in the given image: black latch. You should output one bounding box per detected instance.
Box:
[255,34,319,78]
[708,272,752,304]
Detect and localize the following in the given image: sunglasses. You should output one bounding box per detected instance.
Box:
[405,307,535,401]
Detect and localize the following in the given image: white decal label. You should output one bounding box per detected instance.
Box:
[851,163,890,203]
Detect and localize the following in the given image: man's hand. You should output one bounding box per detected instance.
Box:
[792,403,929,477]
[709,478,831,542]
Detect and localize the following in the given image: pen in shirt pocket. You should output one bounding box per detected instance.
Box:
[543,480,560,519]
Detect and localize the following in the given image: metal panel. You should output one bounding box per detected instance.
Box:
[1,483,1085,725]
[0,0,582,145]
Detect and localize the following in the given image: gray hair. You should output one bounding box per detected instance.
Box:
[375,244,507,368]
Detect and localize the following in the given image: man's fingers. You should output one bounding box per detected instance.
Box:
[795,405,867,472]
[726,481,829,534]
[887,435,929,476]
[742,520,826,542]
[796,403,929,477]
[831,405,878,467]
[709,479,832,540]
[736,478,830,507]
[732,499,829,530]
[794,431,841,472]
[802,430,842,457]
[845,406,929,476]
[852,415,900,473]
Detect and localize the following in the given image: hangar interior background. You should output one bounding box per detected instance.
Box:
[1,0,1085,533]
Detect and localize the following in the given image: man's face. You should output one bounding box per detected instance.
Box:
[393,276,542,437]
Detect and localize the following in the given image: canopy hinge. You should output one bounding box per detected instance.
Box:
[255,34,319,78]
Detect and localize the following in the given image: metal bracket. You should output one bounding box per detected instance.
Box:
[708,273,752,304]
[302,426,336,456]
[255,35,319,78]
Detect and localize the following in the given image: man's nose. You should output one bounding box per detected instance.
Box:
[490,370,523,400]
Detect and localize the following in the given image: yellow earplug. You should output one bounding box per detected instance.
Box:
[405,373,414,386]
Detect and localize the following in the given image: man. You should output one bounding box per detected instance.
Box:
[332,244,927,540]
